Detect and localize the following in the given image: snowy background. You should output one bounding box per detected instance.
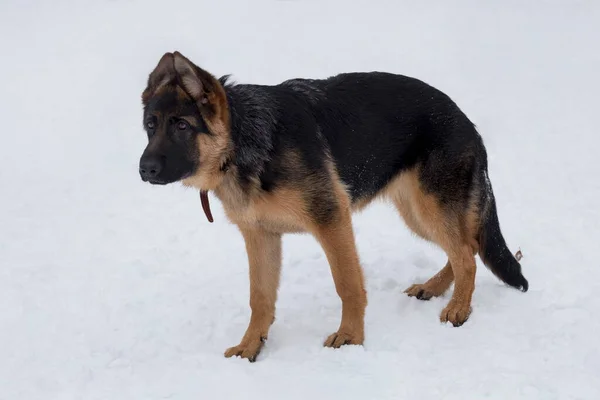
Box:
[1,0,599,399]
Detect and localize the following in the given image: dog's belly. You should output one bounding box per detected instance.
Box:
[257,219,306,234]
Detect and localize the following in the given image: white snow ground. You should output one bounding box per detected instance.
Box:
[1,0,599,399]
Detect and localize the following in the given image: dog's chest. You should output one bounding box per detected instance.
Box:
[216,187,309,234]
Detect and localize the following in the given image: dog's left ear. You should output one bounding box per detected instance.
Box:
[173,51,229,123]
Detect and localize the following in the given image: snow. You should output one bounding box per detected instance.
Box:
[1,0,600,399]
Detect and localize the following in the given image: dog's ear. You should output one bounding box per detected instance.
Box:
[142,52,176,103]
[173,51,228,123]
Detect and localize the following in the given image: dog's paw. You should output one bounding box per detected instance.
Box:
[404,283,438,300]
[323,330,364,348]
[224,336,266,362]
[440,301,472,327]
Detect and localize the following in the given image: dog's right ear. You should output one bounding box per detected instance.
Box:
[142,52,176,104]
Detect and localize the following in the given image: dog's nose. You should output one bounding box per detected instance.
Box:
[139,155,163,180]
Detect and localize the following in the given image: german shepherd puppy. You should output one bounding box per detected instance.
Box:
[139,51,528,361]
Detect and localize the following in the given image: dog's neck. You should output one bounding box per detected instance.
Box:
[212,165,260,223]
[224,83,278,180]
[202,82,280,221]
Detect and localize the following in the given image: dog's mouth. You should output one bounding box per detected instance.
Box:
[144,178,169,185]
[180,171,193,180]
[142,171,193,185]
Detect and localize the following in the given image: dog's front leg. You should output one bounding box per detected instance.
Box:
[313,210,367,348]
[224,226,282,362]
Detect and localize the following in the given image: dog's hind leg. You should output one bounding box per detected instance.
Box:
[224,227,282,362]
[391,169,478,326]
[404,260,454,300]
[391,196,455,300]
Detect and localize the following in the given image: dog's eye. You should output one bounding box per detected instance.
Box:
[177,121,189,131]
[146,121,155,130]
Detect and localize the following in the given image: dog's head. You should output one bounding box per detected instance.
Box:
[139,52,231,189]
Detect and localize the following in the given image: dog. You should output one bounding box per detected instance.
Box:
[138,51,528,362]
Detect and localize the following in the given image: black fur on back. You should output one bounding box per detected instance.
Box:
[223,72,480,204]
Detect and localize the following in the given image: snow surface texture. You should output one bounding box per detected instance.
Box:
[1,1,599,399]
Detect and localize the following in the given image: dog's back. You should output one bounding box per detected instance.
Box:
[277,73,481,204]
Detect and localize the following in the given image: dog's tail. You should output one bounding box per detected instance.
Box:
[478,187,528,292]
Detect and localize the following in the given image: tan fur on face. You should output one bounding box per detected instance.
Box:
[181,126,232,191]
[180,78,232,191]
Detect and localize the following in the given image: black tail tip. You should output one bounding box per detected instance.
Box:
[520,278,529,292]
[511,275,528,293]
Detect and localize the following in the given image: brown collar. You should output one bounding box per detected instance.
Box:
[200,190,214,223]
